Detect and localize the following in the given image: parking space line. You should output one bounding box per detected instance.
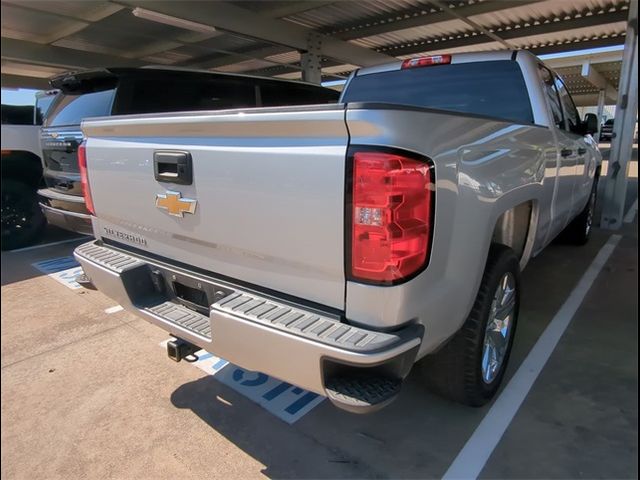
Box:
[31,256,84,290]
[624,197,638,223]
[9,237,87,253]
[105,305,124,314]
[443,234,622,480]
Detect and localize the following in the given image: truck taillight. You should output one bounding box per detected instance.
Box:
[348,149,434,284]
[401,55,451,69]
[78,141,95,215]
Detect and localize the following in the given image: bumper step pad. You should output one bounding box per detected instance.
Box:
[325,376,402,413]
[146,301,211,339]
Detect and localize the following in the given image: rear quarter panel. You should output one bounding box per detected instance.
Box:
[344,106,557,356]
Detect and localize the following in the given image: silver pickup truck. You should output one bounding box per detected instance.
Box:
[74,50,601,413]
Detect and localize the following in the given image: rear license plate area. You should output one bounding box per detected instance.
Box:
[148,267,234,315]
[173,281,209,315]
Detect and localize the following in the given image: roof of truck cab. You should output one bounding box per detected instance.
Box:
[49,66,333,90]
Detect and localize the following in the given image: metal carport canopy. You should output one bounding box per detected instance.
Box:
[1,0,637,229]
[0,0,632,88]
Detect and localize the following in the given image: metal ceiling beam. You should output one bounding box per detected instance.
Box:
[544,51,623,69]
[1,1,125,45]
[0,73,50,90]
[180,45,287,69]
[427,0,515,50]
[527,36,627,56]
[1,37,142,69]
[258,1,336,19]
[581,61,619,103]
[117,1,394,67]
[377,9,629,57]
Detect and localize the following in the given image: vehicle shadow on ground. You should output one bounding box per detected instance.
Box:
[170,369,485,479]
[0,227,85,286]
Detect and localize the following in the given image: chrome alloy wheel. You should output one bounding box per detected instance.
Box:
[481,272,516,384]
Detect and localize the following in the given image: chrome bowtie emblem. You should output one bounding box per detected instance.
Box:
[155,191,197,217]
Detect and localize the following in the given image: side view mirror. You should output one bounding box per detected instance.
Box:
[583,113,599,136]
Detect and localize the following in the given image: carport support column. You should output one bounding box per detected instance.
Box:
[595,89,606,142]
[600,1,638,230]
[301,33,322,84]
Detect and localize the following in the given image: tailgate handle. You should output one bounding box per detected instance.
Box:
[154,151,192,185]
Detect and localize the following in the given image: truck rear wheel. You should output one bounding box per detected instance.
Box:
[1,179,46,251]
[419,244,520,406]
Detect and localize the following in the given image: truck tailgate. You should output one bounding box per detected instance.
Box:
[83,106,348,309]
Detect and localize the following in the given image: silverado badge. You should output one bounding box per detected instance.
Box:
[155,191,197,217]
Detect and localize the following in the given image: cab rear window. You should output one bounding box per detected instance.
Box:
[342,60,534,124]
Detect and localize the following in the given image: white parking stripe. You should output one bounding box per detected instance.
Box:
[9,237,87,253]
[443,234,622,480]
[105,305,124,314]
[624,197,638,223]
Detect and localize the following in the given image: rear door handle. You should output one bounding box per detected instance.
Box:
[154,151,193,185]
[577,147,587,155]
[560,148,573,158]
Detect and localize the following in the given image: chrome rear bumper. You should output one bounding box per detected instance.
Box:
[74,241,422,406]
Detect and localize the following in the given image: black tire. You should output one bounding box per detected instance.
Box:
[419,244,520,406]
[1,179,46,251]
[560,178,598,246]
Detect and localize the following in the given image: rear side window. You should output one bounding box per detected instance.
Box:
[554,76,581,134]
[342,60,534,124]
[260,82,339,106]
[116,77,257,114]
[45,89,115,127]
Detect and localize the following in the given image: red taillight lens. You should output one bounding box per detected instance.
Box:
[77,141,95,215]
[401,54,451,69]
[349,150,433,284]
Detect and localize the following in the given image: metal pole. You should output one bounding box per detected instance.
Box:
[600,1,638,230]
[595,89,606,143]
[301,32,322,84]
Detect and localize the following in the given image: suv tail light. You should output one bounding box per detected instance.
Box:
[348,149,434,284]
[77,141,95,215]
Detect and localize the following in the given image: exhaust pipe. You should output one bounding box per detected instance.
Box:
[167,337,199,362]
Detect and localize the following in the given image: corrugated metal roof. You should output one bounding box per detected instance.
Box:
[0,0,632,99]
[282,0,431,30]
[471,0,629,29]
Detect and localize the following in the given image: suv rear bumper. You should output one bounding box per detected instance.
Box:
[74,241,422,408]
[38,188,93,235]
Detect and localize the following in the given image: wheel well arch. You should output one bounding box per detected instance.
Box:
[491,200,537,268]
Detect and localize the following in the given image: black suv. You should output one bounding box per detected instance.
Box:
[600,118,614,142]
[38,68,339,235]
